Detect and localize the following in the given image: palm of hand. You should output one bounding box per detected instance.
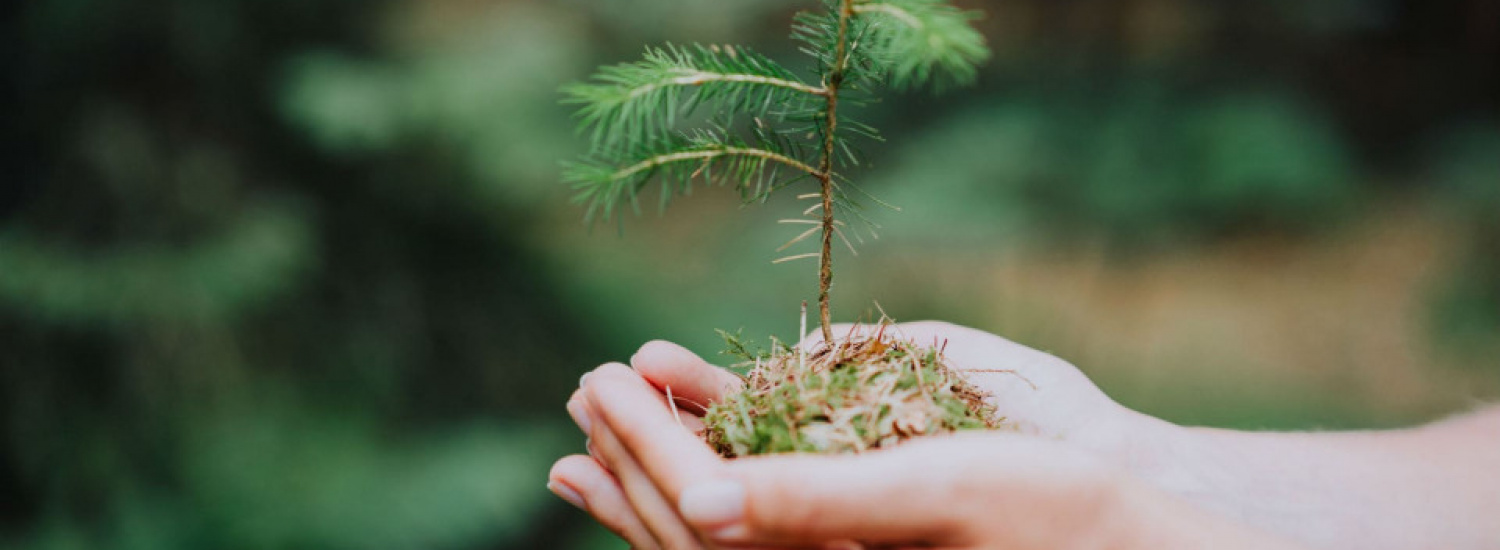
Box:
[815,322,1130,450]
[552,321,1144,550]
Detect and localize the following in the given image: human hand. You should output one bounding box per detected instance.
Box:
[547,341,742,549]
[550,321,1162,544]
[551,323,1500,550]
[546,322,1168,548]
[551,354,1295,549]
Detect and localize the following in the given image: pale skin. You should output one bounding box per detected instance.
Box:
[548,321,1500,549]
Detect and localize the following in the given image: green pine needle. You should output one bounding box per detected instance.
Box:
[792,4,883,88]
[855,0,990,89]
[565,126,817,223]
[561,0,989,232]
[563,43,826,150]
[561,0,999,459]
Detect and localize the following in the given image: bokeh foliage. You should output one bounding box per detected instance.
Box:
[3,0,1498,549]
[5,1,596,549]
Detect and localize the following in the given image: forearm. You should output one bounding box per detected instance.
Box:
[1106,475,1309,550]
[1122,407,1500,549]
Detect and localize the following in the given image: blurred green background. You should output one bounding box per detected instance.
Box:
[2,0,1497,548]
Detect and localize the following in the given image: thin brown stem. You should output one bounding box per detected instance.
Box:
[815,0,855,345]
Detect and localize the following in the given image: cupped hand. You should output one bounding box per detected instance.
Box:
[547,321,1153,549]
[547,336,1294,549]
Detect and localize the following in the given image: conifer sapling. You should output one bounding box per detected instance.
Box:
[563,0,1003,456]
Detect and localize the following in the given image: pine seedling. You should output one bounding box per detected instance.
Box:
[564,0,1002,456]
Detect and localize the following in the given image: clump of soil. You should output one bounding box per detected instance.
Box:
[703,325,1003,457]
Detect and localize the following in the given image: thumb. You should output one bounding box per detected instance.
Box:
[676,442,971,546]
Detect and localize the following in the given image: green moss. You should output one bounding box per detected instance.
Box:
[703,327,1002,457]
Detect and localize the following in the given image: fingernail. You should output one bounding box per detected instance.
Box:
[678,480,746,536]
[578,372,590,387]
[585,437,598,457]
[547,481,586,510]
[566,399,592,434]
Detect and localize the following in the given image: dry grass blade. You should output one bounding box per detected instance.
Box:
[703,320,1005,457]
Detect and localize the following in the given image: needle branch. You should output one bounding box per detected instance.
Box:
[565,43,826,149]
[566,129,818,223]
[853,0,989,88]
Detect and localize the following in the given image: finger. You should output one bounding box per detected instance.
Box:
[580,364,706,549]
[630,340,745,414]
[549,455,659,548]
[566,389,592,435]
[588,407,709,550]
[584,363,725,500]
[677,438,980,546]
[572,389,705,467]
